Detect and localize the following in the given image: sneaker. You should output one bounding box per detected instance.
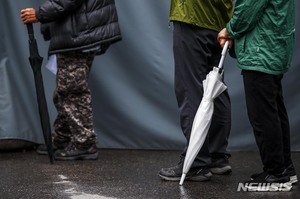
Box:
[284,164,298,184]
[209,156,232,175]
[251,164,298,184]
[250,171,267,180]
[36,144,59,155]
[54,144,98,160]
[158,162,212,181]
[36,142,68,155]
[245,172,292,192]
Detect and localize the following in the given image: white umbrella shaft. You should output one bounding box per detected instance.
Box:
[217,40,229,69]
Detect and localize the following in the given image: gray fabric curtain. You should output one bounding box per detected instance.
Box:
[1,0,300,151]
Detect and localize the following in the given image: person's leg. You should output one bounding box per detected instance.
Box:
[276,77,292,167]
[52,94,71,148]
[242,70,285,174]
[242,70,292,191]
[36,89,71,155]
[173,22,213,167]
[276,75,297,183]
[52,54,73,148]
[159,22,231,181]
[174,23,231,171]
[54,51,98,160]
[208,90,232,174]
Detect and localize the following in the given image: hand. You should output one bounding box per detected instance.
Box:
[218,28,233,48]
[20,8,38,23]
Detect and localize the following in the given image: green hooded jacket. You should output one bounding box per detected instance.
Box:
[227,0,295,75]
[169,0,234,32]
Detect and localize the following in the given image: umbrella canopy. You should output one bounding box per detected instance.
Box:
[179,41,229,185]
[26,23,54,164]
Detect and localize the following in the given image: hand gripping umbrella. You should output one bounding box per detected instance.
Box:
[179,41,229,185]
[26,23,53,164]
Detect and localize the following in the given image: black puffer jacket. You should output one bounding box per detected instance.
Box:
[36,0,121,55]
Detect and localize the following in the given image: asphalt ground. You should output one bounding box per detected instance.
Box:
[0,149,299,199]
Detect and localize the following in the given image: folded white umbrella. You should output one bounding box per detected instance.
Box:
[179,41,229,185]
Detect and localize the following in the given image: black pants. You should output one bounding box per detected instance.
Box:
[242,70,292,174]
[173,22,231,167]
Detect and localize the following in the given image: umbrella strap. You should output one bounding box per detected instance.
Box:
[202,97,213,102]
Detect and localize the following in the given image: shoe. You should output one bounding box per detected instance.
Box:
[36,144,58,155]
[210,156,232,175]
[245,172,292,192]
[54,143,98,161]
[36,138,69,155]
[284,164,298,184]
[251,164,298,184]
[158,161,212,181]
[250,171,267,180]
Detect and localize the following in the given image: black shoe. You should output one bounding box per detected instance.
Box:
[209,156,232,175]
[284,164,298,184]
[250,171,267,180]
[158,161,212,181]
[36,142,68,155]
[251,164,298,184]
[245,172,292,191]
[54,143,98,161]
[36,144,58,155]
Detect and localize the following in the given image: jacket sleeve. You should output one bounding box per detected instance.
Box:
[40,23,51,41]
[36,0,85,23]
[226,0,269,39]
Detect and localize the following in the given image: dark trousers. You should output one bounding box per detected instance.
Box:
[242,70,292,174]
[173,22,231,167]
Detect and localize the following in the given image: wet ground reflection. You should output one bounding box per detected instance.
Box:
[1,150,299,199]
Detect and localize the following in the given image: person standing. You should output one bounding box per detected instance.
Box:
[218,0,297,191]
[20,0,121,160]
[159,0,234,181]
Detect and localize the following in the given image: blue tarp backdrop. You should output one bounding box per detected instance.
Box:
[0,0,300,151]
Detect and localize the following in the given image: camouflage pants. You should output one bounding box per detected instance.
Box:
[52,51,96,149]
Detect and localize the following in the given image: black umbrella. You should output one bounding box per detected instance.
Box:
[26,23,53,164]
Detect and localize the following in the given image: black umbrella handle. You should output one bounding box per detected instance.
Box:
[26,23,35,41]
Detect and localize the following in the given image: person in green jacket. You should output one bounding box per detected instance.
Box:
[218,0,297,191]
[159,0,234,181]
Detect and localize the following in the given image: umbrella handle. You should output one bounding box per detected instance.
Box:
[217,40,229,69]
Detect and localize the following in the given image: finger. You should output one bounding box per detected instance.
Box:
[21,10,29,18]
[21,8,29,14]
[20,16,27,22]
[21,8,32,16]
[217,33,222,42]
[217,37,225,47]
[21,16,30,23]
[220,40,225,48]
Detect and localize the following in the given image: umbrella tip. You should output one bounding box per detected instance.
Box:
[49,155,54,164]
[179,173,186,186]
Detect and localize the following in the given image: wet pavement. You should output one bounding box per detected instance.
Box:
[0,149,299,199]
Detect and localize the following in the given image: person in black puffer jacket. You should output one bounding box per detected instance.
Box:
[20,0,122,161]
